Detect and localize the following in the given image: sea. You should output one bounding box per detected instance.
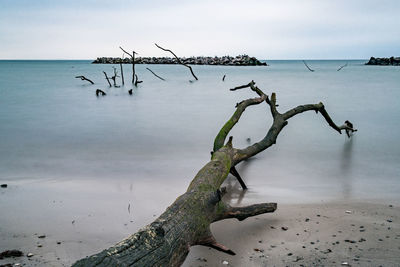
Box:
[0,60,399,262]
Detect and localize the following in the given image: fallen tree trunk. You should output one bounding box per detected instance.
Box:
[73,81,356,267]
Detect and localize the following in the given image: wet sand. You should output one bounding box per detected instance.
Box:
[1,181,399,267]
[184,202,400,267]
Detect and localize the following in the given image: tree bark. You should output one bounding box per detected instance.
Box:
[73,81,356,267]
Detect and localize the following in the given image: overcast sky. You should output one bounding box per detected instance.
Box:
[0,0,399,59]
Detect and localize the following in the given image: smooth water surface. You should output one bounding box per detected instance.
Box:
[0,60,399,262]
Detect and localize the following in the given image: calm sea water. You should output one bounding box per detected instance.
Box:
[0,60,399,262]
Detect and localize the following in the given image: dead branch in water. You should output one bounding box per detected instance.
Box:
[146,67,165,81]
[120,46,137,84]
[95,89,106,96]
[111,67,120,87]
[120,55,125,85]
[134,74,143,86]
[155,43,198,80]
[75,75,94,84]
[102,71,112,87]
[302,60,315,72]
[337,63,348,71]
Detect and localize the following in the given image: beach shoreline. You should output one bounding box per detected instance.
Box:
[1,186,399,267]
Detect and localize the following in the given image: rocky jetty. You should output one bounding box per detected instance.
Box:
[365,56,400,66]
[92,55,267,66]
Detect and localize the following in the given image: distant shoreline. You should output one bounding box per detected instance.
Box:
[365,56,400,66]
[92,55,268,66]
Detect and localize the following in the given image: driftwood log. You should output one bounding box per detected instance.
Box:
[155,43,198,80]
[73,81,356,266]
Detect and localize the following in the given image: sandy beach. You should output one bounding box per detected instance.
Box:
[1,184,399,267]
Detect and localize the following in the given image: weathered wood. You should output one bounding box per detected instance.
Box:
[96,89,106,96]
[75,75,94,84]
[134,74,143,86]
[120,59,125,85]
[146,67,165,81]
[337,63,348,71]
[102,71,112,87]
[155,43,198,80]
[111,67,119,87]
[120,46,136,84]
[302,60,315,72]
[73,81,356,267]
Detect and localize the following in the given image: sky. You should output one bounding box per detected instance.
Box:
[0,0,399,59]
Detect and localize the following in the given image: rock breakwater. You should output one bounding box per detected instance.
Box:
[366,56,400,66]
[92,55,267,66]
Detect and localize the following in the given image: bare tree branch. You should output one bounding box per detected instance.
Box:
[155,43,198,80]
[120,46,137,84]
[337,63,348,71]
[146,67,165,81]
[102,71,112,87]
[75,75,94,84]
[120,55,125,85]
[134,74,143,86]
[302,60,315,72]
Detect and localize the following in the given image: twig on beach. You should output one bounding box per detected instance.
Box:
[75,75,94,84]
[146,67,165,81]
[337,63,348,71]
[155,43,198,80]
[302,60,315,72]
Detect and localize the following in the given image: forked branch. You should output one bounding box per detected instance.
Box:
[75,75,94,84]
[73,80,356,267]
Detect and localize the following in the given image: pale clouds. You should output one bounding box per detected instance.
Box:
[0,0,399,59]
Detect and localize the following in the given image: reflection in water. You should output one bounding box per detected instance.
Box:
[222,159,256,205]
[339,137,354,199]
[222,176,247,205]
